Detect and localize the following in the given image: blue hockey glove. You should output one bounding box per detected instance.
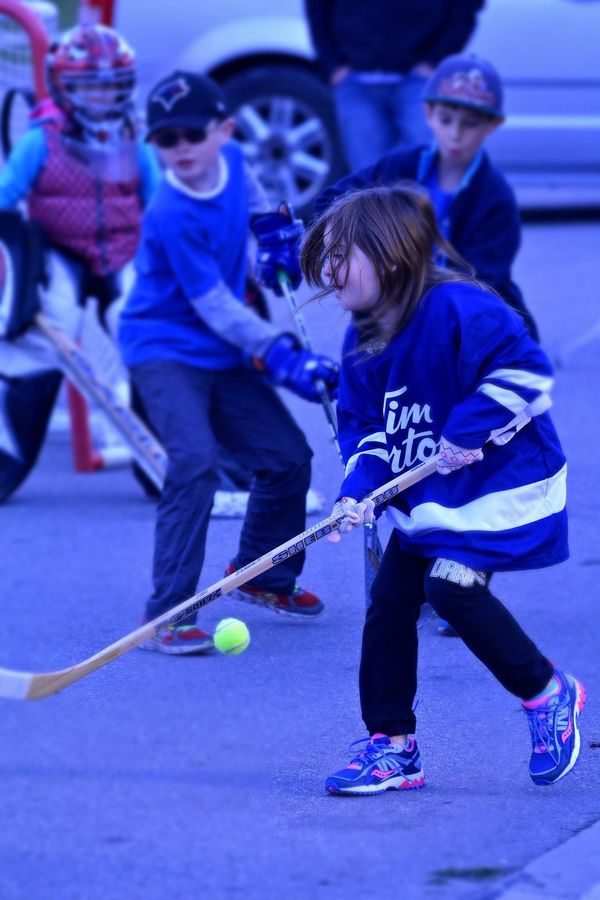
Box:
[260,333,339,403]
[250,206,304,296]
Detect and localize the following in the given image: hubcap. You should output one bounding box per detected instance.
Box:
[234,93,332,210]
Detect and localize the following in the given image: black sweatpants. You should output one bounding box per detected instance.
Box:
[360,530,553,736]
[131,360,313,624]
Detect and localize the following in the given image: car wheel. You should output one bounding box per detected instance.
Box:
[221,64,345,218]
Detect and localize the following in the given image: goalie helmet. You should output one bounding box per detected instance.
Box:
[46,24,136,142]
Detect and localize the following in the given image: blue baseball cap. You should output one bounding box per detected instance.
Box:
[424,54,504,119]
[146,70,228,139]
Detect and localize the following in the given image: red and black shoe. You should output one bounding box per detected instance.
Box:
[224,564,324,617]
[138,623,214,655]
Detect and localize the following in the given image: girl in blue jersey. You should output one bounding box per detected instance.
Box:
[301,184,585,794]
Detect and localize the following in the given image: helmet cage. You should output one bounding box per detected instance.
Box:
[47,26,136,134]
[60,68,136,123]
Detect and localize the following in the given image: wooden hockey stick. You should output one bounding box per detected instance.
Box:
[35,313,168,489]
[278,274,384,600]
[0,456,439,700]
[35,315,326,516]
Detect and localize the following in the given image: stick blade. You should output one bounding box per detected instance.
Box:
[0,666,36,700]
[0,666,79,700]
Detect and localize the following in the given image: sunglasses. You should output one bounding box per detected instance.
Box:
[153,126,211,149]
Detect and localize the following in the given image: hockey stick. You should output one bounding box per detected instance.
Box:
[277,273,384,600]
[278,274,342,463]
[35,313,167,489]
[0,456,439,700]
[35,315,325,516]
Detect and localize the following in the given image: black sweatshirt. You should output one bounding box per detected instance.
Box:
[305,0,485,79]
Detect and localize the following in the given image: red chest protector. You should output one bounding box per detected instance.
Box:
[28,124,142,276]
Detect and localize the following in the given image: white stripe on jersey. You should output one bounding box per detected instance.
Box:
[387,463,567,535]
[345,430,388,474]
[358,431,386,448]
[486,368,554,392]
[477,382,531,414]
[345,446,389,476]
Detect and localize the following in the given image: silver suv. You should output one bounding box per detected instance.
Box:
[116,0,600,213]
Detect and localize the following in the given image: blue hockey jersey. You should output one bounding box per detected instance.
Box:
[337,280,568,572]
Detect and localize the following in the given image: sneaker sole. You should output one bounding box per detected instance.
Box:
[532,677,587,786]
[137,639,214,655]
[229,587,324,618]
[325,773,425,796]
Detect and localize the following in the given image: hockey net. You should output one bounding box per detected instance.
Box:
[0,0,57,158]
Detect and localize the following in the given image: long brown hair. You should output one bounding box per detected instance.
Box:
[301,183,477,351]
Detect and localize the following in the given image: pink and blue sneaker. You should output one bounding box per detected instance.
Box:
[522,669,586,786]
[325,734,425,796]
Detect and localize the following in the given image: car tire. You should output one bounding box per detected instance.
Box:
[221,64,346,219]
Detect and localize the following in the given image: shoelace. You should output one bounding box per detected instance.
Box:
[524,699,560,755]
[346,736,390,767]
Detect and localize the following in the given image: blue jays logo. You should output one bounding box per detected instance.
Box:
[151,76,190,111]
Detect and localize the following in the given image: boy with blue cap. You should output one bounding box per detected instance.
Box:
[315,54,538,342]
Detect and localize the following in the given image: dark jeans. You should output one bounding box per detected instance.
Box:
[131,361,313,622]
[333,72,430,170]
[360,530,553,736]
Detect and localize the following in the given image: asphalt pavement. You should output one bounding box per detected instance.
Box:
[0,216,599,899]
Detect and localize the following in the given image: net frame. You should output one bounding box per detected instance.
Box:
[0,0,58,157]
[0,0,57,100]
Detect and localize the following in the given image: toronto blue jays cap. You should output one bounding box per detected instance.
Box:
[423,54,504,119]
[146,70,228,139]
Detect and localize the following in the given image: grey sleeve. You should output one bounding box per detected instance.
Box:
[190,281,280,358]
[244,163,270,215]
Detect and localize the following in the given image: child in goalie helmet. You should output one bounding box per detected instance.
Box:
[0,24,160,502]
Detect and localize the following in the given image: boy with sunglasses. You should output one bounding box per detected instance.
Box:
[119,71,339,654]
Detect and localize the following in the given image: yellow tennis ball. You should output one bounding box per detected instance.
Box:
[213,618,250,655]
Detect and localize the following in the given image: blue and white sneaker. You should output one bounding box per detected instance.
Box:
[325,734,424,795]
[523,670,586,786]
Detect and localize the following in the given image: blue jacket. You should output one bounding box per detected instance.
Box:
[337,280,567,572]
[316,145,539,340]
